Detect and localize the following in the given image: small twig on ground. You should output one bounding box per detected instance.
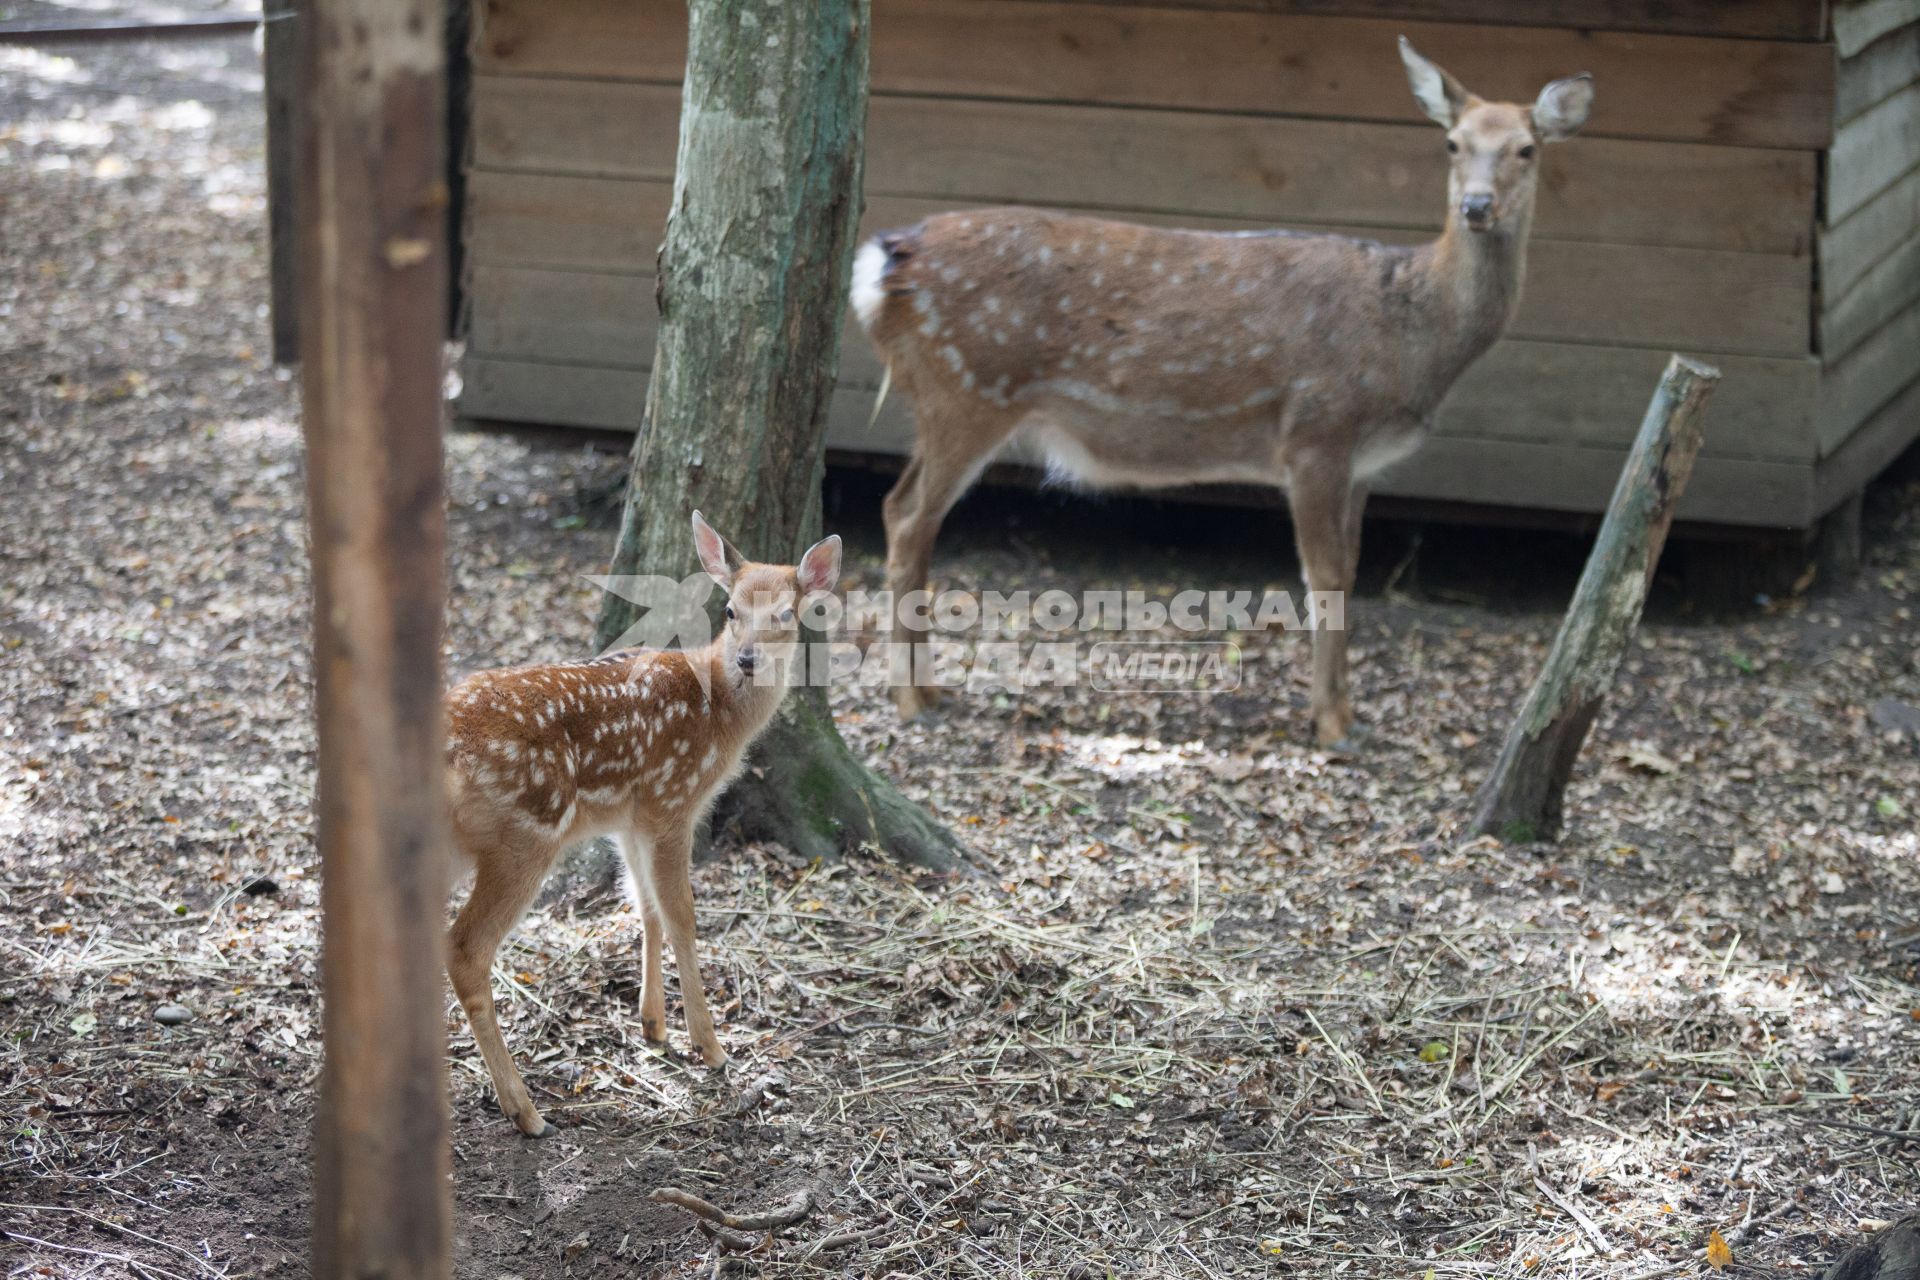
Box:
[1806,1118,1919,1145]
[0,1202,225,1278]
[695,1219,761,1254]
[796,1219,892,1262]
[1533,1177,1613,1256]
[651,1184,815,1232]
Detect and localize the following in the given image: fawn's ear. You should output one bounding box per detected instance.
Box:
[1531,73,1594,142]
[796,534,842,596]
[690,510,743,588]
[1399,37,1472,129]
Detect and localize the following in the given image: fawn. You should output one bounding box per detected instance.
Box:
[443,512,841,1137]
[851,39,1593,745]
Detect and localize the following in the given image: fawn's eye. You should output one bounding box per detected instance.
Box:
[724,605,736,621]
[1446,138,1459,154]
[1517,144,1537,160]
[778,607,795,624]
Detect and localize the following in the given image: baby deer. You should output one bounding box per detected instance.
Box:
[443,512,842,1137]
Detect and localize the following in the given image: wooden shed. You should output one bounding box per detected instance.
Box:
[454,0,1920,532]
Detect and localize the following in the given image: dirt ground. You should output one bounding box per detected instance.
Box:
[5,28,1920,1280]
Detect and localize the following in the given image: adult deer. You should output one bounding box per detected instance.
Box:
[443,513,841,1136]
[851,39,1593,744]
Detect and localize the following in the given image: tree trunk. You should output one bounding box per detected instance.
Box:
[1468,354,1720,843]
[594,0,966,873]
[297,0,452,1276]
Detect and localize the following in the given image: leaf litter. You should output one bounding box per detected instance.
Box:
[3,24,1920,1280]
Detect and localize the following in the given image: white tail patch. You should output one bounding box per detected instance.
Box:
[850,240,888,332]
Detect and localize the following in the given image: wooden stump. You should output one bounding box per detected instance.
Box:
[1469,354,1720,843]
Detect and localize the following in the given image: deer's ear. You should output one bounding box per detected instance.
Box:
[1399,36,1471,128]
[1532,73,1594,142]
[796,534,842,597]
[690,510,742,588]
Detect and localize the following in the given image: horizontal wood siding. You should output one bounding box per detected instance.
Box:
[460,0,1862,527]
[1835,20,1920,124]
[1819,294,1920,452]
[1818,224,1920,357]
[1826,82,1920,222]
[472,78,1818,254]
[475,0,1834,148]
[1814,372,1920,513]
[460,328,1819,463]
[1834,0,1920,57]
[929,0,1829,41]
[459,359,1817,526]
[1815,6,1920,507]
[1819,162,1920,297]
[465,182,1811,357]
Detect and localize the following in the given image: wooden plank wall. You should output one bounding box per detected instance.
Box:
[460,0,1838,527]
[1817,0,1920,506]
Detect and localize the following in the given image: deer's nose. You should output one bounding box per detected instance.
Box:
[736,646,760,675]
[1460,193,1495,228]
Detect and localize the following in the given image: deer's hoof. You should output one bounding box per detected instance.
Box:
[517,1115,556,1139]
[1313,707,1357,748]
[1321,721,1371,753]
[699,1046,730,1071]
[640,1015,667,1044]
[892,685,947,722]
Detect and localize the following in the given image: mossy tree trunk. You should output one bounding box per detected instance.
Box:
[594,0,966,873]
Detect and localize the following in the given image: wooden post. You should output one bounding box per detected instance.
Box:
[263,0,299,364]
[297,3,452,1279]
[1468,354,1720,843]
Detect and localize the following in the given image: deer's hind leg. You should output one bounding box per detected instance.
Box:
[882,393,1020,719]
[1286,455,1362,747]
[448,823,557,1137]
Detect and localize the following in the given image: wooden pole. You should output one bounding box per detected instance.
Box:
[263,0,298,364]
[1468,354,1720,843]
[297,3,452,1278]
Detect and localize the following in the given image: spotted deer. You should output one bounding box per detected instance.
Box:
[443,513,842,1137]
[852,39,1593,745]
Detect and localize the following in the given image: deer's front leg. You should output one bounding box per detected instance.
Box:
[615,832,669,1043]
[1288,459,1360,747]
[650,825,727,1068]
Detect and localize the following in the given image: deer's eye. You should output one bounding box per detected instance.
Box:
[724,605,736,621]
[1446,138,1459,154]
[1517,144,1536,160]
[778,607,795,624]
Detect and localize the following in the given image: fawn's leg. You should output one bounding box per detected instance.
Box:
[650,824,726,1067]
[881,399,1017,720]
[614,832,668,1043]
[1287,455,1359,747]
[447,833,554,1137]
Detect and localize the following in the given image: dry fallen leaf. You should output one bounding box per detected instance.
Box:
[1617,742,1679,775]
[1706,1228,1732,1271]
